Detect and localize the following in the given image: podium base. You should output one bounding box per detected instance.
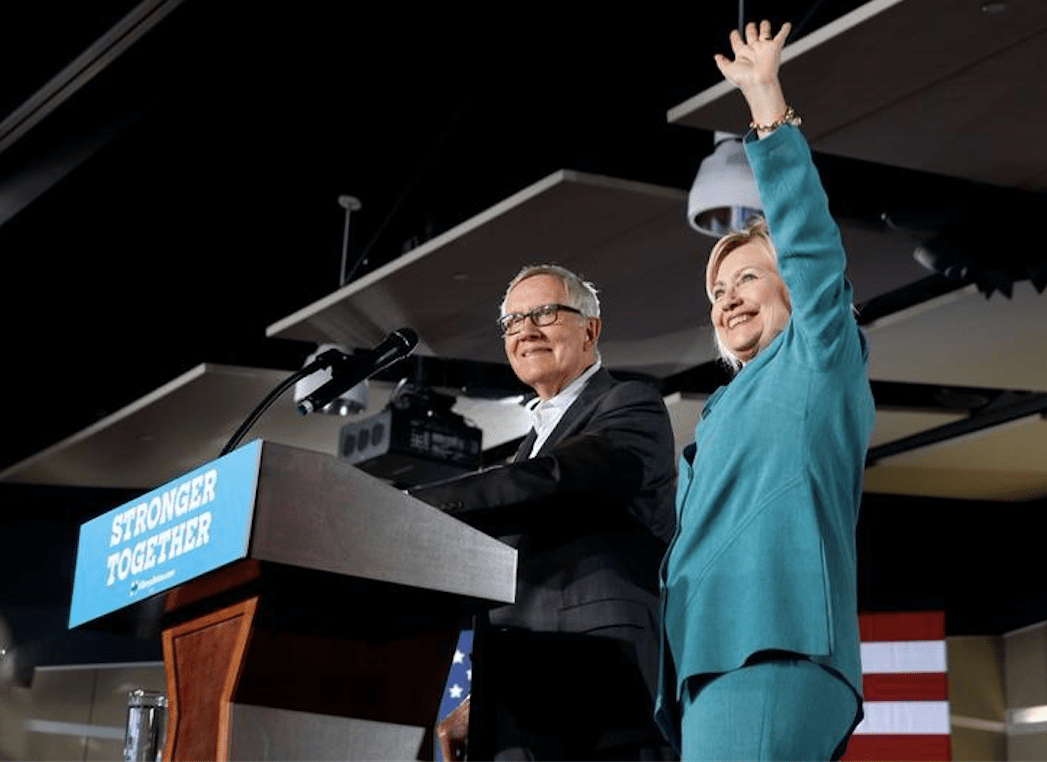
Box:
[162,592,456,761]
[229,704,427,761]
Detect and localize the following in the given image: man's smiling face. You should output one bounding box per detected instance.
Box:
[502,274,599,400]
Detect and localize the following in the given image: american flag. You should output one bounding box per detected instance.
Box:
[436,628,473,761]
[844,611,951,761]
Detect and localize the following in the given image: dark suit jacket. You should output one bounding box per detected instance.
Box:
[410,367,676,758]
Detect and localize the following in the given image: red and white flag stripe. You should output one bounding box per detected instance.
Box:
[842,611,951,762]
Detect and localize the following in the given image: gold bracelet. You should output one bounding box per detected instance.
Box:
[749,105,802,132]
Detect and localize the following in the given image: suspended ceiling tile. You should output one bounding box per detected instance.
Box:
[267,169,715,377]
[815,27,1047,191]
[881,414,1047,474]
[865,281,1047,392]
[863,414,1047,501]
[0,364,389,490]
[668,0,1047,190]
[870,409,968,449]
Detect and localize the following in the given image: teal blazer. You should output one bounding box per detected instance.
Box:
[656,126,875,749]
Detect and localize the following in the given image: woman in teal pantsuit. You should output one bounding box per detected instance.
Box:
[656,20,876,761]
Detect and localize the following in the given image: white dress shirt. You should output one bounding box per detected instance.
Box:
[525,360,602,458]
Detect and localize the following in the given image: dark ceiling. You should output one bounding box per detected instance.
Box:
[1,0,1043,670]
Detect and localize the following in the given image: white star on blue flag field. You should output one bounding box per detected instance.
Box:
[438,629,473,720]
[435,628,473,761]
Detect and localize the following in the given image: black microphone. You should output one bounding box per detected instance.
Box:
[297,327,419,415]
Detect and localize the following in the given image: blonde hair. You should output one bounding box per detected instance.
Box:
[705,217,776,301]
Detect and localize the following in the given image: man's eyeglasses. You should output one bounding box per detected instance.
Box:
[497,303,583,336]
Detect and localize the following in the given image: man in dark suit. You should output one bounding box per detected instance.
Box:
[410,264,676,760]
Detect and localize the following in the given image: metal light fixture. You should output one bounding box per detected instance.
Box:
[687,131,763,238]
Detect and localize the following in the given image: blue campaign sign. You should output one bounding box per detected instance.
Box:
[69,440,264,628]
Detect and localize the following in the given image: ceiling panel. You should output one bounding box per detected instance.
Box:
[0,364,357,489]
[668,0,1047,190]
[267,169,717,377]
[869,409,967,449]
[863,414,1047,501]
[865,281,1046,392]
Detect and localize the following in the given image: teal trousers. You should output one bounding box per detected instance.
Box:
[680,656,860,761]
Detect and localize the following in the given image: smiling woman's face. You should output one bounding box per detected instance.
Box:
[502,274,599,400]
[709,242,791,362]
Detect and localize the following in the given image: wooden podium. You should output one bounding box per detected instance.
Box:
[93,441,516,761]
